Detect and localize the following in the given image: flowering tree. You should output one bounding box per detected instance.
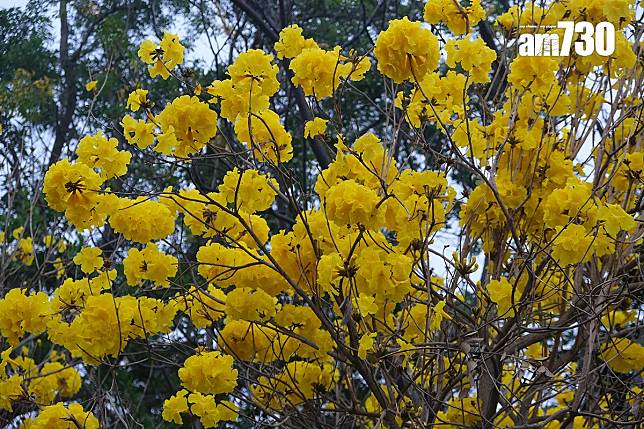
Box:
[1,0,643,428]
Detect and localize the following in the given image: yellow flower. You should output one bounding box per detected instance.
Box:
[445,37,496,83]
[43,159,104,214]
[187,393,238,428]
[496,3,562,31]
[597,203,637,236]
[75,131,132,179]
[188,392,219,427]
[324,179,381,227]
[43,160,121,230]
[430,300,450,331]
[137,32,185,79]
[25,360,82,403]
[11,227,23,240]
[15,237,35,266]
[72,247,103,274]
[424,0,486,35]
[173,190,265,245]
[234,109,293,163]
[109,197,175,244]
[358,333,376,359]
[487,278,516,318]
[85,80,97,91]
[178,351,238,395]
[137,39,157,63]
[602,0,634,24]
[0,375,23,411]
[25,402,98,429]
[225,287,277,322]
[123,243,177,287]
[155,95,218,157]
[227,49,279,98]
[542,181,594,229]
[219,168,278,213]
[122,114,156,149]
[290,46,353,100]
[374,17,439,83]
[162,390,189,424]
[551,224,593,266]
[126,89,150,112]
[274,24,318,59]
[0,289,52,346]
[207,78,269,121]
[0,347,16,375]
[172,285,226,328]
[601,310,634,329]
[601,338,644,373]
[304,117,328,139]
[50,293,175,363]
[507,56,558,95]
[357,295,378,316]
[160,31,185,66]
[317,252,345,291]
[219,319,272,361]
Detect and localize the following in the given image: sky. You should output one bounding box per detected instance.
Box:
[1,0,217,66]
[2,0,28,8]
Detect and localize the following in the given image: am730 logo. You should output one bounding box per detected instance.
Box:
[517,21,616,57]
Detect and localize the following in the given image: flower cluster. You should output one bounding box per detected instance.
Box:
[2,1,642,427]
[374,17,439,83]
[137,31,185,79]
[123,243,178,287]
[424,0,486,34]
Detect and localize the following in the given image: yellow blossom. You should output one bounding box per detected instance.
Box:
[178,351,238,395]
[374,17,439,83]
[85,80,97,91]
[72,247,103,274]
[304,117,328,138]
[126,88,150,112]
